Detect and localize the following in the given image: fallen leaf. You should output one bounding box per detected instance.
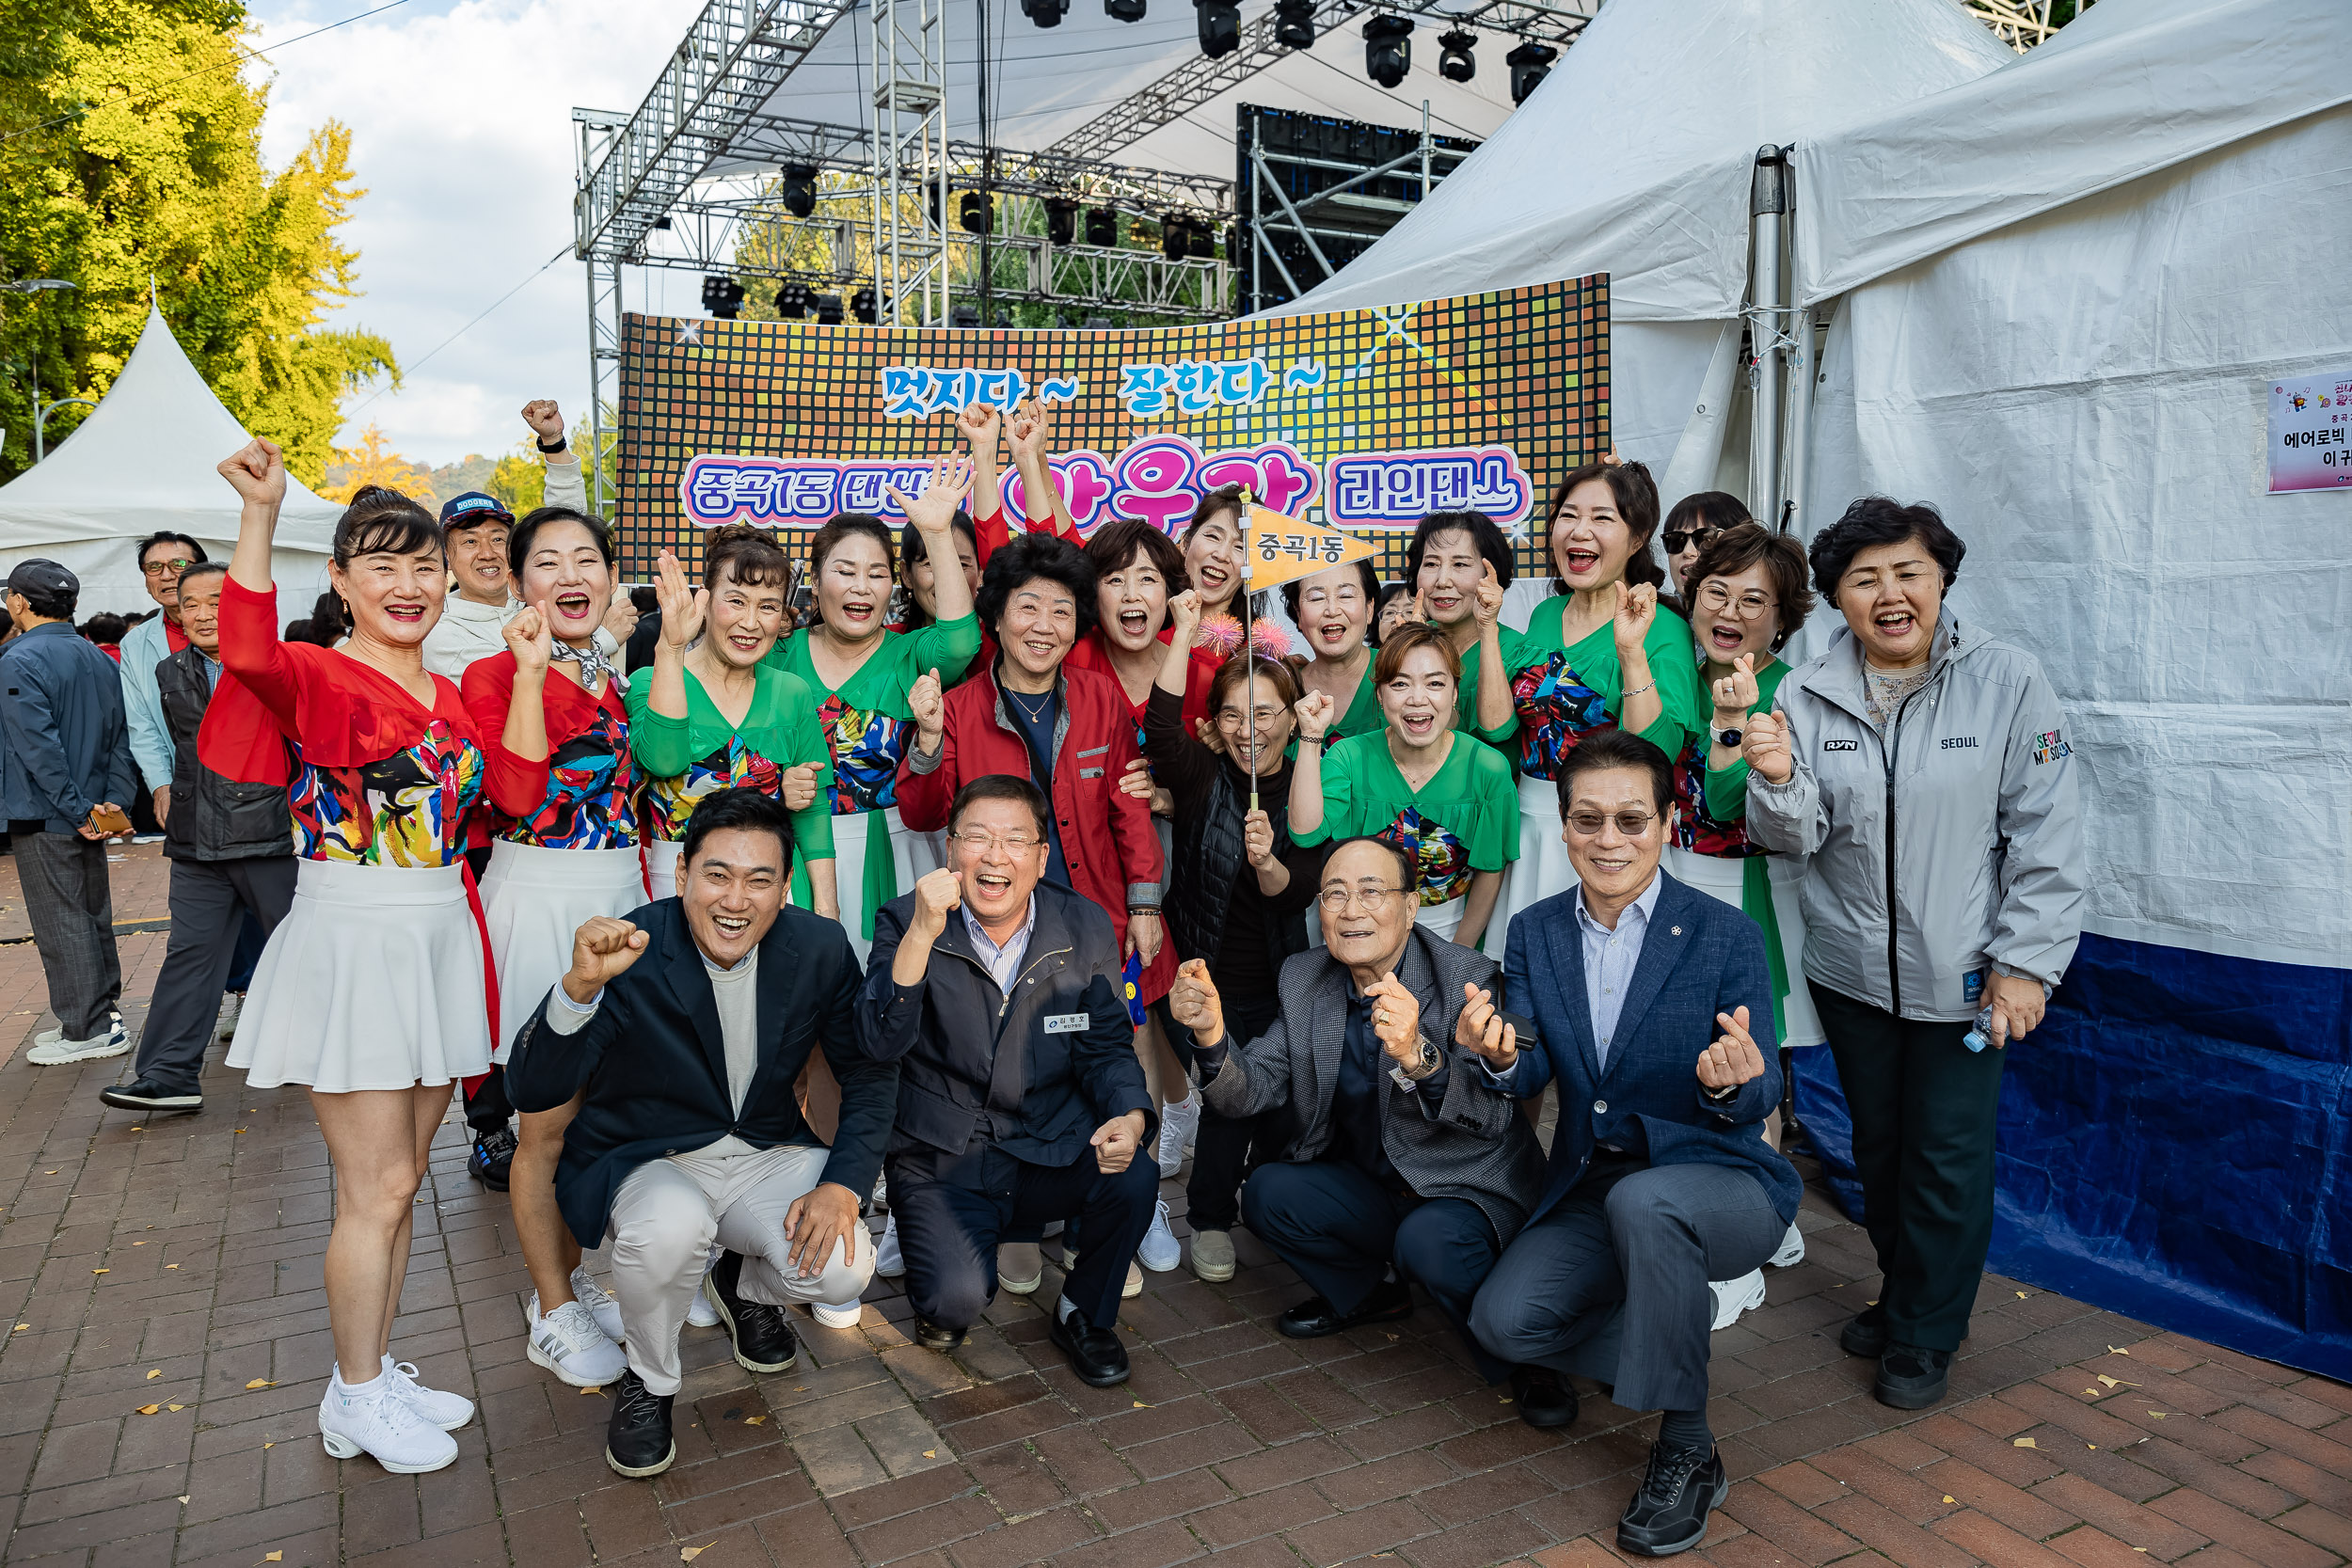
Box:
[246,1378,275,1390]
[2084,1388,2098,1396]
[133,1241,144,1245]
[1131,1401,1150,1408]
[177,1496,188,1503]
[681,1547,707,1563]
[43,1170,55,1176]
[582,1386,601,1396]
[263,1442,274,1449]
[166,1263,178,1270]
[129,1127,142,1132]
[2108,1346,2131,1355]
[923,1449,937,1459]
[10,1324,25,1333]
[136,1403,161,1416]
[234,1129,246,1134]
[91,1268,108,1275]
[2088,1444,2097,1449]
[2098,1375,2137,1388]
[1943,1496,1956,1504]
[2013,1437,2038,1449]
[147,1369,162,1380]
[2016,1291,2029,1299]
[167,1403,183,1411]
[2148,1411,2166,1419]
[743,1415,766,1426]
[265,1554,284,1562]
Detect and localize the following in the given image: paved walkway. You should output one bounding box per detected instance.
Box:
[0,846,2347,1567]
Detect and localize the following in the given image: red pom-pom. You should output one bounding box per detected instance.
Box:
[1193,614,1244,657]
[1245,617,1295,658]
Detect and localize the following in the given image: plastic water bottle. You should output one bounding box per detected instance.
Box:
[1962,1006,1994,1053]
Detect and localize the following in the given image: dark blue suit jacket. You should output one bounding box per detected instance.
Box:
[1503,871,1801,1227]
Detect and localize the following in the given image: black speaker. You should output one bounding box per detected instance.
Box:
[1363,14,1411,87]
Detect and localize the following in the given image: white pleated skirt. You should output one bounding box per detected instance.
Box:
[646,837,683,901]
[228,858,493,1093]
[836,806,939,966]
[1663,844,1827,1049]
[1483,772,1576,958]
[479,841,647,1064]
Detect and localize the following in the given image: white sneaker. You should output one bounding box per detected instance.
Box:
[213,991,244,1043]
[1156,1096,1200,1179]
[26,1021,129,1065]
[875,1213,905,1278]
[1138,1200,1181,1272]
[1769,1221,1805,1269]
[1708,1269,1768,1331]
[1124,1259,1144,1298]
[571,1266,626,1342]
[998,1242,1043,1295]
[318,1370,458,1473]
[526,1295,627,1387]
[381,1354,474,1431]
[811,1301,863,1330]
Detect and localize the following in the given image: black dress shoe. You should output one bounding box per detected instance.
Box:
[468,1125,517,1192]
[1510,1366,1579,1430]
[1616,1442,1728,1558]
[1875,1343,1952,1409]
[1276,1278,1414,1339]
[914,1316,967,1353]
[99,1077,201,1113]
[604,1370,676,1478]
[1839,1303,1888,1358]
[704,1251,799,1373]
[1047,1304,1131,1387]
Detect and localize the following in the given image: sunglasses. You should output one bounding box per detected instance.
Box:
[1661,529,1718,556]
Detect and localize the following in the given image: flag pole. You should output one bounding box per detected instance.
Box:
[1240,486,1258,815]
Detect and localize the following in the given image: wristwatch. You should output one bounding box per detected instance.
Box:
[535,435,569,454]
[1388,1035,1441,1089]
[1715,725,1743,748]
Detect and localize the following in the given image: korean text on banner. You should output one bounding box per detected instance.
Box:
[1241,501,1377,591]
[2268,369,2352,494]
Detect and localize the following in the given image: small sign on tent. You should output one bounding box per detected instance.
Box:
[2267,369,2352,493]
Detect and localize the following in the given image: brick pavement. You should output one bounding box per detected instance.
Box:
[0,845,2346,1566]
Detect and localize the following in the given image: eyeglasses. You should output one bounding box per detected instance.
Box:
[1694,583,1778,620]
[1565,810,1659,838]
[141,558,197,577]
[948,829,1041,855]
[1315,883,1411,912]
[1660,529,1717,556]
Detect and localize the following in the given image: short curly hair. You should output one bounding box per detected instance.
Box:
[975,532,1097,642]
[1684,522,1815,651]
[1807,497,1965,603]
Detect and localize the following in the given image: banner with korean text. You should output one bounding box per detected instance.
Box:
[614,276,1607,585]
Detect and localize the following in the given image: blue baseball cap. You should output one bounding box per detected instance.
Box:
[438,491,513,531]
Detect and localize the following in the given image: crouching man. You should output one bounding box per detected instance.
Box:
[859,775,1159,1388]
[506,788,894,1479]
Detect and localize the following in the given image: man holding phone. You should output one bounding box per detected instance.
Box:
[0,560,137,1064]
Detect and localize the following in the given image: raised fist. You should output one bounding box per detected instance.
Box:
[216,438,287,507]
[564,916,648,1001]
[1740,708,1793,784]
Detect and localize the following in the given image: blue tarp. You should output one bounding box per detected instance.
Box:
[1793,932,2352,1382]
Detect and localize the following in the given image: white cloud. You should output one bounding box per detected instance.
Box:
[246,0,707,467]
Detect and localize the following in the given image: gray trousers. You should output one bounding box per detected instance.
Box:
[1470,1159,1783,1413]
[135,856,296,1092]
[16,832,120,1038]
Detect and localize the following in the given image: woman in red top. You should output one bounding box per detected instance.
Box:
[208,439,537,1475]
[459,504,643,1393]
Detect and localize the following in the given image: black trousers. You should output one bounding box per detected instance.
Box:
[1242,1158,1506,1380]
[891,1146,1160,1331]
[137,856,296,1092]
[1812,981,2005,1353]
[14,830,122,1038]
[1159,990,1284,1234]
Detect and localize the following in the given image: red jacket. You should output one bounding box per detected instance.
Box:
[895,661,1174,1001]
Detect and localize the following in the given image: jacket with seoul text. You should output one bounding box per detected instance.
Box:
[1740,610,2086,1021]
[857,879,1155,1185]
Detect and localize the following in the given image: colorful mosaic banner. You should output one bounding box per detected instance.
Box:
[616,277,1608,584]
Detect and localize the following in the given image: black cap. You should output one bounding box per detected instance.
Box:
[5,559,77,599]
[439,491,514,530]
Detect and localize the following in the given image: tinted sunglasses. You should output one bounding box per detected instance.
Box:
[1661,528,1718,555]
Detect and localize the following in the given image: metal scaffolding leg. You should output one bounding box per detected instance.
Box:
[871,0,949,325]
[585,254,626,518]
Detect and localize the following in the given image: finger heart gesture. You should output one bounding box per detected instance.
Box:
[1696,1005,1766,1091]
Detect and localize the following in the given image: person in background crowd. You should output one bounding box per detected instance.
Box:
[859,776,1160,1386]
[1286,559,1384,745]
[99,562,295,1114]
[1167,836,1542,1371]
[1403,511,1514,738]
[505,788,891,1481]
[1290,624,1517,950]
[1145,605,1323,1283]
[1741,497,2086,1411]
[208,441,485,1476]
[765,457,979,959]
[1660,491,1753,610]
[285,591,348,649]
[623,585,660,672]
[1176,484,1251,625]
[896,532,1173,1293]
[1373,580,1415,647]
[1484,459,1701,962]
[1,559,135,1065]
[77,612,128,659]
[896,512,982,634]
[1465,729,1796,1559]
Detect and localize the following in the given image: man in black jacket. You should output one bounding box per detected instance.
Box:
[506,788,893,1480]
[860,774,1158,1388]
[102,564,294,1114]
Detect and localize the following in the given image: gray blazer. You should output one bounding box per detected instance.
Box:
[1200,927,1547,1247]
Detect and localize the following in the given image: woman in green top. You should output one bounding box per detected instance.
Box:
[1290,623,1518,949]
[629,528,837,911]
[1403,510,1515,740]
[1284,558,1384,744]
[765,457,980,958]
[1485,458,1705,958]
[1667,522,1825,1050]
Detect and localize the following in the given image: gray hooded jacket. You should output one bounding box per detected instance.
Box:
[1742,610,2086,1022]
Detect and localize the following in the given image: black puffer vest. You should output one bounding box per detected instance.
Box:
[156,644,294,862]
[1168,758,1308,982]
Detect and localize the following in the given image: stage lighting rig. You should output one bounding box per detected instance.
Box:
[1186,221,1213,259]
[951,304,982,327]
[1022,0,1068,24]
[1161,214,1192,262]
[1085,207,1119,246]
[780,164,818,219]
[1195,0,1240,58]
[1275,0,1314,48]
[774,280,814,319]
[700,275,745,319]
[815,293,845,325]
[959,191,994,234]
[1105,0,1146,19]
[1363,15,1412,88]
[1046,198,1078,246]
[1438,28,1475,82]
[1506,40,1557,103]
[850,287,878,324]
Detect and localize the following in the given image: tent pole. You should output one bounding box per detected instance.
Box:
[1781,303,1817,538]
[1747,146,1789,531]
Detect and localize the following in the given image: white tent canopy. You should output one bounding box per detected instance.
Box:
[0,306,340,618]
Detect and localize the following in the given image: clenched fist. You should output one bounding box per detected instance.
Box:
[564,916,648,1003]
[781,759,826,814]
[1168,958,1224,1048]
[217,438,287,508]
[1611,579,1659,661]
[909,666,945,747]
[908,866,963,941]
[1740,709,1793,784]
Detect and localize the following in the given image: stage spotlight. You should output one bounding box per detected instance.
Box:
[652,215,673,230]
[700,275,746,319]
[1161,215,1191,263]
[1022,0,1067,24]
[780,164,818,219]
[1438,28,1474,82]
[774,280,814,319]
[850,286,878,324]
[1195,0,1240,58]
[815,293,845,325]
[1505,40,1557,104]
[951,304,981,328]
[1085,206,1119,246]
[1046,197,1078,246]
[1105,0,1146,19]
[1363,14,1411,87]
[1186,221,1214,259]
[1274,0,1314,48]
[959,191,993,234]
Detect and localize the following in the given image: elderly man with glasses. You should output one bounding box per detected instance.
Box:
[1166,834,1544,1386]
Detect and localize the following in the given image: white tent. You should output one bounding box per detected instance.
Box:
[0,306,340,617]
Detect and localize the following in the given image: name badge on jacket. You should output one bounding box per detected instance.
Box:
[1043,1013,1091,1034]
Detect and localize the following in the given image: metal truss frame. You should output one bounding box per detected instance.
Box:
[1241,103,1471,313]
[870,0,951,325]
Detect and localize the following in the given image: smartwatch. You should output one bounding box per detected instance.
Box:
[1715,726,1743,749]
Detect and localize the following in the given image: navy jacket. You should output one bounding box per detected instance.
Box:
[506,898,895,1248]
[859,880,1153,1182]
[1503,871,1802,1227]
[0,624,136,832]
